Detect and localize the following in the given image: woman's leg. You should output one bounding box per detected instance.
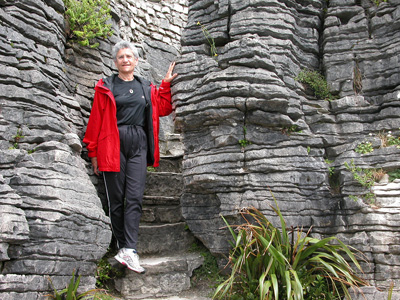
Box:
[124,126,147,250]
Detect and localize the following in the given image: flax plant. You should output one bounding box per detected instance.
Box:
[214,197,368,300]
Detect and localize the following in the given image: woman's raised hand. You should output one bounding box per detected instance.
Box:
[163,62,178,83]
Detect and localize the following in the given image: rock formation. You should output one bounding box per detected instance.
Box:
[0,0,186,298]
[174,0,400,293]
[1,0,400,298]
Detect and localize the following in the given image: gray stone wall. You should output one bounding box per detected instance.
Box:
[0,0,186,298]
[174,0,400,293]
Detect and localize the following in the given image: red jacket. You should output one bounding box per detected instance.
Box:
[83,74,172,171]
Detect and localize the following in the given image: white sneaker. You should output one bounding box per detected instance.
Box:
[114,248,146,274]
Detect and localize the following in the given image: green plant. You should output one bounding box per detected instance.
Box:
[197,21,218,57]
[239,126,251,148]
[355,141,373,154]
[325,159,335,177]
[388,281,394,300]
[306,146,311,154]
[344,160,386,204]
[214,197,368,300]
[372,0,387,6]
[239,139,251,148]
[46,269,103,299]
[63,0,113,48]
[377,130,400,148]
[9,127,24,149]
[28,148,36,154]
[95,251,124,294]
[345,160,375,190]
[147,166,156,172]
[388,169,400,182]
[281,125,302,135]
[295,69,335,101]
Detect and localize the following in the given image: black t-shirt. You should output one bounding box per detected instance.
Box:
[113,76,146,126]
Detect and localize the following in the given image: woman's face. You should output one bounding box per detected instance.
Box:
[114,48,138,75]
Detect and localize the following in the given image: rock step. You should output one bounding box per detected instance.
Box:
[156,155,183,173]
[113,253,204,300]
[138,222,195,255]
[143,195,180,206]
[144,172,183,197]
[142,204,183,223]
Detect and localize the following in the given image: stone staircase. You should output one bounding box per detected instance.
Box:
[111,155,210,300]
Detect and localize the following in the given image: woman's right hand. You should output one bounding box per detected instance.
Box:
[91,157,99,176]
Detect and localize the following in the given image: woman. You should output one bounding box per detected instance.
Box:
[83,40,178,273]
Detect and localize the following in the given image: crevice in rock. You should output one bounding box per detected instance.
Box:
[227,0,232,43]
[319,0,328,73]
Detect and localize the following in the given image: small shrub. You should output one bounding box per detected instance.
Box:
[63,0,113,48]
[355,141,374,154]
[46,269,105,299]
[345,160,375,190]
[214,197,368,300]
[9,127,24,149]
[344,160,385,204]
[295,69,335,101]
[378,130,400,148]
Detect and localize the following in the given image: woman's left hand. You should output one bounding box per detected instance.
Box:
[163,62,178,83]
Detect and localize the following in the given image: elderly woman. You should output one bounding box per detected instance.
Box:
[83,40,178,273]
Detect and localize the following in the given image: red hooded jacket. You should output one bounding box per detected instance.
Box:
[83,74,172,171]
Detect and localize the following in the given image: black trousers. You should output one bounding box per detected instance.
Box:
[103,125,147,250]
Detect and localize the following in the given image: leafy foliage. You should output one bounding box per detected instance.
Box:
[344,160,387,204]
[63,0,113,48]
[355,141,373,154]
[281,125,302,136]
[372,0,387,6]
[325,159,335,178]
[388,169,400,182]
[9,127,24,149]
[378,130,400,148]
[214,198,368,300]
[295,69,335,101]
[46,270,107,299]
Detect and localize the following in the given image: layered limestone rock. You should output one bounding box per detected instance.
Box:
[0,0,187,298]
[0,0,111,298]
[174,0,400,293]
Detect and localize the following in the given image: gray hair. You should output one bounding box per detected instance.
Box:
[111,41,139,61]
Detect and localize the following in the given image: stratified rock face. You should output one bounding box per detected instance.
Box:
[174,0,400,290]
[0,0,112,298]
[0,0,187,298]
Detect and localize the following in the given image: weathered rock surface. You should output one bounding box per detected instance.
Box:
[2,0,400,298]
[0,0,187,298]
[174,0,400,294]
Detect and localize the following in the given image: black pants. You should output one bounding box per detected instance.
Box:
[103,125,147,250]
